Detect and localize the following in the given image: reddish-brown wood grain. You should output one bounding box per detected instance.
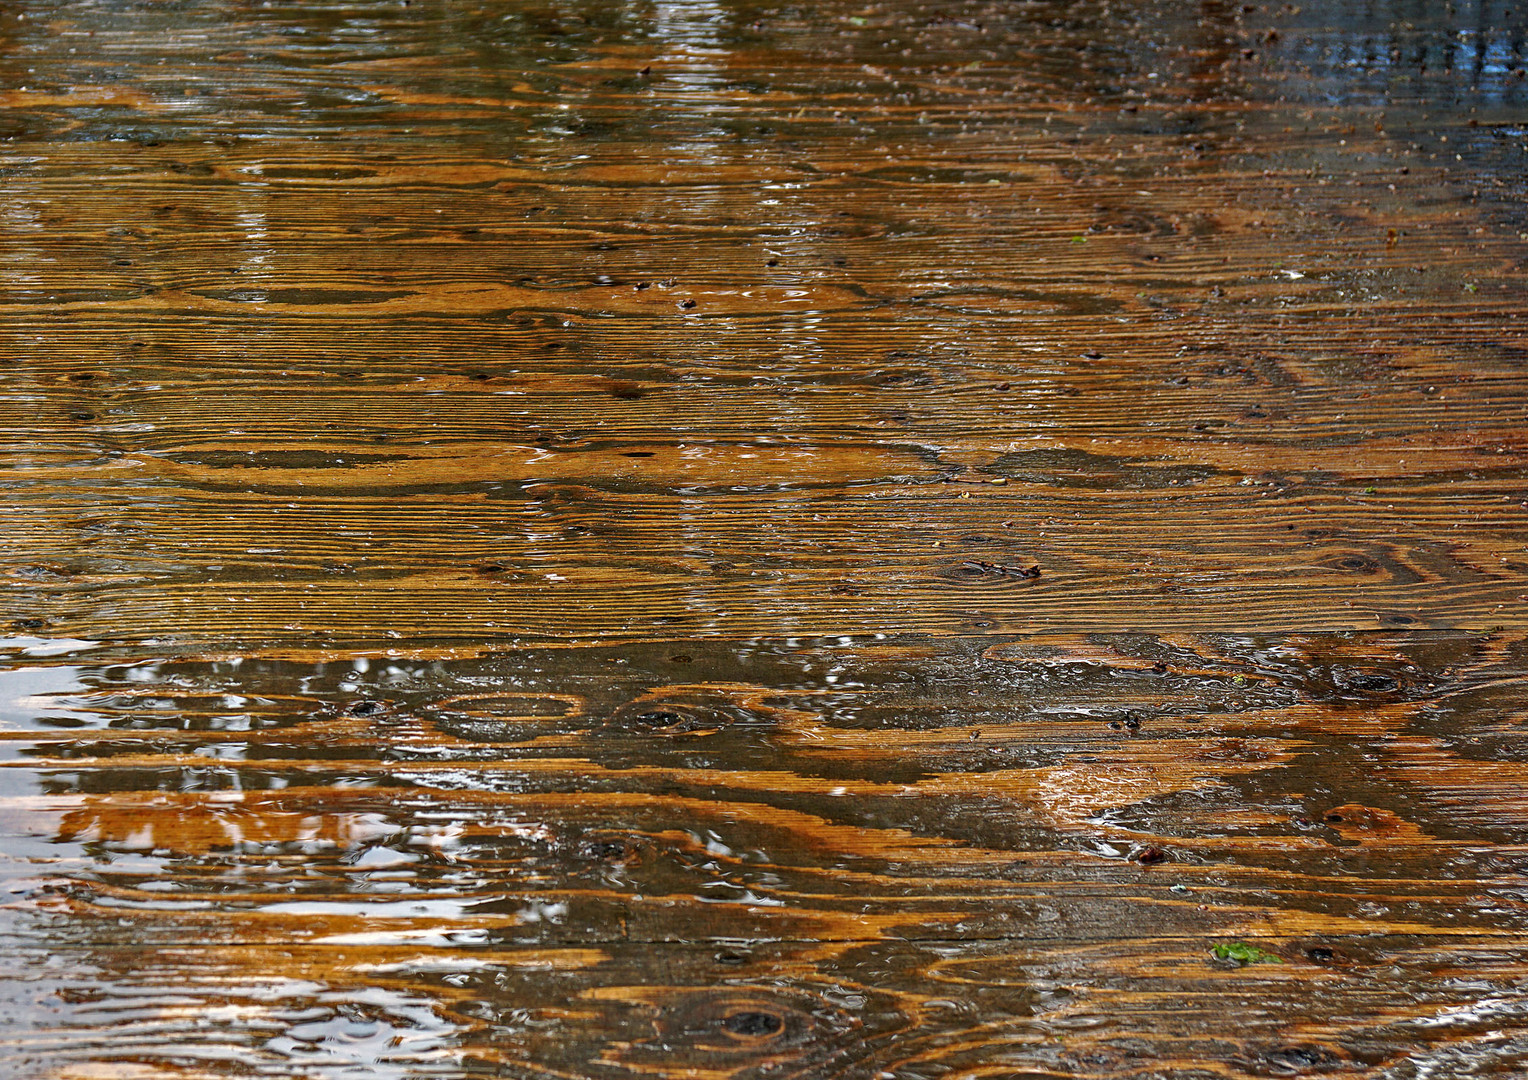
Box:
[1,0,1526,1075]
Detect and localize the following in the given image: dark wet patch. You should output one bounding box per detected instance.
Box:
[162,450,403,470]
[954,560,1041,581]
[984,448,1222,489]
[194,289,415,305]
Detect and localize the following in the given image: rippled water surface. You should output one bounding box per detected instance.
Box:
[2,0,1527,1076]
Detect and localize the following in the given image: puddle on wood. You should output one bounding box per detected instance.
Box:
[0,633,1525,1074]
[1,0,1526,1075]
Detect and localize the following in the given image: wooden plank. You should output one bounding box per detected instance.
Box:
[0,632,1523,948]
[0,5,1523,645]
[4,936,1528,1080]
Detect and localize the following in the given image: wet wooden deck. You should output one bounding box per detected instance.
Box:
[2,0,1527,1077]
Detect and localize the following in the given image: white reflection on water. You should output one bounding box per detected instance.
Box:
[50,976,466,1078]
[0,636,101,658]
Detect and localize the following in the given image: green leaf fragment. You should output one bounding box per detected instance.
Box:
[1212,941,1283,964]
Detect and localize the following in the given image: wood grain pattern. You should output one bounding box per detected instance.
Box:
[1,0,1526,1075]
[0,0,1525,643]
[3,631,1528,1076]
[6,937,1528,1079]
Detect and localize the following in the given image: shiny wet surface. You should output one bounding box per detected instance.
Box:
[2,1,1528,1077]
